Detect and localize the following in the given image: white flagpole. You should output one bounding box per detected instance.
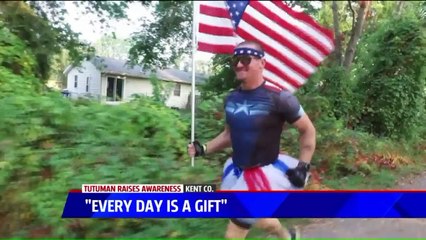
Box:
[190,0,198,167]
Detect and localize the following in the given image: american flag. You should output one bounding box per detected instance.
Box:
[197,1,335,92]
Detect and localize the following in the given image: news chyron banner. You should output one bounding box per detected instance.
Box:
[62,184,426,218]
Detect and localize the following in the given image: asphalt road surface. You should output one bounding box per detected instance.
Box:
[301,172,426,238]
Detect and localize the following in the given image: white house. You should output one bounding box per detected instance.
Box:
[63,56,207,109]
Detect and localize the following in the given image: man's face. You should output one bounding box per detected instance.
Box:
[231,45,265,81]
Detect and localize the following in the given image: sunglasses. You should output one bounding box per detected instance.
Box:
[231,55,261,68]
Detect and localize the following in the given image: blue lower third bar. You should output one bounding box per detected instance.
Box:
[61,191,426,218]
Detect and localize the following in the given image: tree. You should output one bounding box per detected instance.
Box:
[320,1,424,70]
[342,1,371,69]
[93,34,131,60]
[318,1,373,69]
[332,1,343,65]
[0,24,41,95]
[47,49,70,89]
[354,15,426,139]
[199,55,238,99]
[128,1,192,71]
[0,1,133,81]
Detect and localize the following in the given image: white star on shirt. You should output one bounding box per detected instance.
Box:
[234,101,253,115]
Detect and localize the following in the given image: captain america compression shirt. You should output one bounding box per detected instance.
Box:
[224,81,305,168]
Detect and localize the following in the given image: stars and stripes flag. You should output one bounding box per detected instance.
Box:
[196,1,335,92]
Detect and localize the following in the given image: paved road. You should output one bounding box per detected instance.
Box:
[301,172,426,238]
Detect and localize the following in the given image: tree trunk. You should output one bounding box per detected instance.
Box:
[332,1,343,66]
[395,1,405,16]
[342,1,371,70]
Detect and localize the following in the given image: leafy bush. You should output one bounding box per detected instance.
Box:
[0,68,222,238]
[148,75,174,104]
[0,25,42,97]
[282,93,420,182]
[354,16,426,139]
[0,26,225,238]
[300,65,357,123]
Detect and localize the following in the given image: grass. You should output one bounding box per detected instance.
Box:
[323,156,426,190]
[323,170,397,189]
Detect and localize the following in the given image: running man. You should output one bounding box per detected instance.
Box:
[188,40,316,239]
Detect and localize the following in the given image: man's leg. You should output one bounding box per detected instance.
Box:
[252,155,303,239]
[221,159,251,239]
[255,218,300,239]
[255,218,289,238]
[221,156,302,239]
[225,218,299,239]
[224,219,250,239]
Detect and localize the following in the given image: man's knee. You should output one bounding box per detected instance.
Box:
[224,219,252,239]
[231,218,255,229]
[255,218,284,235]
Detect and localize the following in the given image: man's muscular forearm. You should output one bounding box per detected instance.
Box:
[286,123,315,188]
[205,126,232,154]
[298,125,316,163]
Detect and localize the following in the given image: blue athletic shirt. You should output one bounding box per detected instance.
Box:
[224,81,305,168]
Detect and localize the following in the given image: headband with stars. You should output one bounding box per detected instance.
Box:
[233,47,265,58]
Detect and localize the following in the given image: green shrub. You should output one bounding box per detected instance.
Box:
[192,92,231,169]
[0,90,222,237]
[0,26,42,97]
[354,16,426,140]
[0,26,225,238]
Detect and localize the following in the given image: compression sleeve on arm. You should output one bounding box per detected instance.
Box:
[277,91,305,124]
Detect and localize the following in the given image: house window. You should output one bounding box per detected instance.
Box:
[106,76,124,101]
[86,77,90,92]
[74,75,78,88]
[173,83,181,96]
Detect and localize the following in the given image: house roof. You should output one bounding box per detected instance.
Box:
[64,56,208,85]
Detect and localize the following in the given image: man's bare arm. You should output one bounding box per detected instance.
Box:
[291,114,316,163]
[205,124,232,154]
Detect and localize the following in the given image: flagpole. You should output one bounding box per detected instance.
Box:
[190,0,198,167]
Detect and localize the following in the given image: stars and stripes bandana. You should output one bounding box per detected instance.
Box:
[233,47,265,58]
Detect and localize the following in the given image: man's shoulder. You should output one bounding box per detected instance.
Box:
[222,88,240,105]
[228,87,240,95]
[264,87,300,111]
[261,85,294,100]
[278,89,295,99]
[223,88,240,99]
[262,84,283,95]
[262,84,296,100]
